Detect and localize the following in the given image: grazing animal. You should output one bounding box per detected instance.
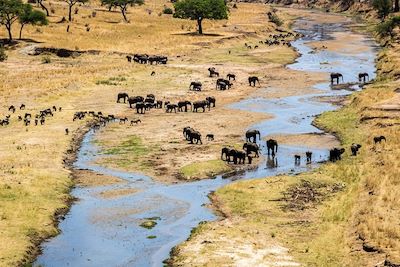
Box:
[216,79,232,90]
[294,155,301,164]
[126,55,132,62]
[34,119,38,126]
[117,92,129,103]
[373,135,386,144]
[9,105,16,113]
[266,139,278,156]
[189,81,202,91]
[329,148,345,162]
[65,128,69,135]
[178,101,192,112]
[135,102,146,114]
[206,96,216,107]
[221,147,233,161]
[208,67,219,77]
[330,73,343,85]
[59,107,62,112]
[128,96,144,108]
[130,119,141,125]
[358,73,369,83]
[206,134,214,141]
[243,142,260,157]
[119,117,128,124]
[248,76,260,87]
[188,130,202,144]
[227,73,236,81]
[351,144,362,156]
[246,129,261,143]
[20,104,25,110]
[166,103,178,113]
[193,100,210,112]
[306,151,312,163]
[156,100,163,109]
[151,71,156,76]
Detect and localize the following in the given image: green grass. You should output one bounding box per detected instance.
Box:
[179,160,232,180]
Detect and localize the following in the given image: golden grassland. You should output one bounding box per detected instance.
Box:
[0,1,300,265]
[171,35,400,267]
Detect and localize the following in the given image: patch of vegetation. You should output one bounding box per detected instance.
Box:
[140,220,157,229]
[268,11,283,26]
[0,45,7,62]
[163,7,173,14]
[179,160,231,180]
[42,55,51,64]
[96,76,126,86]
[147,235,157,239]
[376,16,400,37]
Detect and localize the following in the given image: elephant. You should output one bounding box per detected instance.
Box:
[229,149,246,164]
[330,73,343,85]
[294,155,301,165]
[227,73,236,81]
[117,92,129,103]
[178,101,192,112]
[135,102,146,114]
[248,76,260,87]
[145,102,156,110]
[206,96,216,107]
[133,54,149,64]
[358,73,369,83]
[208,67,219,77]
[145,97,155,104]
[206,134,214,141]
[374,135,386,144]
[246,129,261,143]
[266,139,278,156]
[183,127,193,140]
[128,96,144,108]
[243,142,260,157]
[189,81,202,91]
[306,151,312,163]
[351,144,362,156]
[193,100,210,112]
[221,147,233,161]
[148,55,167,65]
[166,103,178,113]
[329,148,345,162]
[156,100,163,109]
[188,130,202,144]
[147,94,155,99]
[216,79,232,90]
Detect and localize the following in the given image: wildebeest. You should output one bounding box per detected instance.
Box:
[351,144,362,156]
[329,148,345,162]
[130,119,141,125]
[373,135,386,144]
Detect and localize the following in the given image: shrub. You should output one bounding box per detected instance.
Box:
[163,7,173,14]
[268,11,283,26]
[42,55,51,64]
[0,46,7,62]
[373,0,392,20]
[376,16,400,37]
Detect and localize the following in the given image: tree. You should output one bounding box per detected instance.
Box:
[173,0,228,34]
[19,4,47,39]
[101,0,144,22]
[376,15,400,37]
[65,0,88,21]
[0,0,24,41]
[37,0,49,16]
[373,0,392,20]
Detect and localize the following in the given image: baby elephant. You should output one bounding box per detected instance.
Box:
[351,144,362,156]
[206,134,214,141]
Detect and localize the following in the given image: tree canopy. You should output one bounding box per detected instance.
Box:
[0,0,24,41]
[101,0,144,22]
[19,4,47,39]
[173,0,228,34]
[373,0,393,20]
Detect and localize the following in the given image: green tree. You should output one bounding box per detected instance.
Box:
[101,0,144,22]
[0,0,24,41]
[376,15,400,37]
[19,4,47,39]
[173,0,228,34]
[64,0,88,21]
[373,0,392,20]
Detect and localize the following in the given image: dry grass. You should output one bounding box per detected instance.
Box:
[0,1,300,265]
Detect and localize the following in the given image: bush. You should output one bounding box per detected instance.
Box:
[376,16,400,37]
[268,11,283,27]
[42,55,51,64]
[0,46,7,62]
[373,0,392,20]
[163,7,173,14]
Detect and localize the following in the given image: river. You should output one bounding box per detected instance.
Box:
[35,11,378,267]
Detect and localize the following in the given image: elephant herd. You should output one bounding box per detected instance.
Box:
[2,104,62,127]
[117,92,216,114]
[126,54,168,65]
[330,72,370,85]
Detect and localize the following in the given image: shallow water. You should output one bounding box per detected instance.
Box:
[35,14,378,267]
